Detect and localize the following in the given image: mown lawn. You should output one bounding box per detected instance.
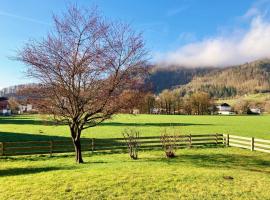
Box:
[1,115,270,199]
[0,114,270,141]
[0,148,270,200]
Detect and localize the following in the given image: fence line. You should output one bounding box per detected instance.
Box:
[0,134,223,156]
[1,134,269,156]
[223,134,270,153]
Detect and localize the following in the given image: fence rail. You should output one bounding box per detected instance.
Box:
[1,134,269,156]
[223,134,270,153]
[0,134,223,156]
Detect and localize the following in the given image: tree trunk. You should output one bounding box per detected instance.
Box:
[70,126,83,164]
[73,138,83,163]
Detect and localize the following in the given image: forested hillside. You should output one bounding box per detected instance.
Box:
[151,59,270,98]
[149,66,214,93]
[176,59,270,98]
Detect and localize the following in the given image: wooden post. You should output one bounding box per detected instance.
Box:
[91,138,94,153]
[50,141,53,156]
[251,137,254,151]
[226,134,230,147]
[189,134,192,148]
[215,133,218,145]
[0,142,3,156]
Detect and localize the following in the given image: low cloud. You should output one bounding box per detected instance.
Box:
[156,15,270,67]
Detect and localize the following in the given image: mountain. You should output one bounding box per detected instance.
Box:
[176,59,270,98]
[148,66,214,93]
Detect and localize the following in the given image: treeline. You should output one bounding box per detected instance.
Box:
[136,90,270,115]
[137,91,214,115]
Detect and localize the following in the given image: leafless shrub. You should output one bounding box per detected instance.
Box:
[160,129,179,158]
[122,129,140,159]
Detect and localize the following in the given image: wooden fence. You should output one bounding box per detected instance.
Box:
[0,134,223,156]
[2,134,269,156]
[223,134,270,153]
[0,139,94,156]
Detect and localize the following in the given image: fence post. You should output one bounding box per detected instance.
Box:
[251,137,254,151]
[91,138,94,153]
[215,133,218,145]
[50,141,53,156]
[226,134,230,147]
[0,142,3,156]
[189,134,192,148]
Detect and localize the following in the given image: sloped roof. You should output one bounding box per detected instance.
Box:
[0,97,8,101]
[220,103,230,107]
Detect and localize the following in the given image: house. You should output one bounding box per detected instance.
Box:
[18,104,33,114]
[132,109,140,114]
[216,103,235,115]
[249,108,261,115]
[0,97,11,116]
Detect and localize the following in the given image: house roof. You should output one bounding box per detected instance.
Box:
[0,97,8,101]
[220,103,230,107]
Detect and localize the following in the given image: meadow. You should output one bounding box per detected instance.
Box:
[0,114,270,141]
[0,148,270,200]
[1,114,270,199]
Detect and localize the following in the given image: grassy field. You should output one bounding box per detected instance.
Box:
[0,114,270,141]
[1,148,270,200]
[1,115,270,199]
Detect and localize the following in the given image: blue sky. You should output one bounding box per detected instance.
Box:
[0,0,268,89]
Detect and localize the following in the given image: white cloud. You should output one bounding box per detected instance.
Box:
[0,10,50,25]
[167,5,189,17]
[156,15,270,67]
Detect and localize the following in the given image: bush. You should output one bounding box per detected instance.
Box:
[122,129,140,160]
[160,129,179,158]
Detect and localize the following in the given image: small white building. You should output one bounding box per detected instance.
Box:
[249,108,261,115]
[217,103,235,115]
[18,104,33,114]
[132,109,140,114]
[0,109,11,116]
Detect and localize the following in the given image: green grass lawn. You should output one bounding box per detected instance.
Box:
[1,115,270,199]
[0,148,270,200]
[0,114,270,141]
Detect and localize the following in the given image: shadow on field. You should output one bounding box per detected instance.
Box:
[99,122,213,127]
[0,131,69,142]
[0,116,213,128]
[143,152,270,173]
[0,166,71,177]
[0,116,58,126]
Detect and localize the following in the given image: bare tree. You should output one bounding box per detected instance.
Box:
[17,6,148,163]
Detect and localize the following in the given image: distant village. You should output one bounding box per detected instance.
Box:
[0,85,261,116]
[0,85,36,116]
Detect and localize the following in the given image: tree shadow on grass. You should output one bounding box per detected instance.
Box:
[0,131,70,142]
[0,166,72,177]
[0,116,58,126]
[99,122,213,127]
[0,117,213,127]
[143,152,270,174]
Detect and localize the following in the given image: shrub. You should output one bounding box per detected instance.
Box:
[160,129,178,158]
[122,129,140,160]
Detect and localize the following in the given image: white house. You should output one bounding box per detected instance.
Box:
[18,104,33,114]
[249,108,261,115]
[217,103,235,115]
